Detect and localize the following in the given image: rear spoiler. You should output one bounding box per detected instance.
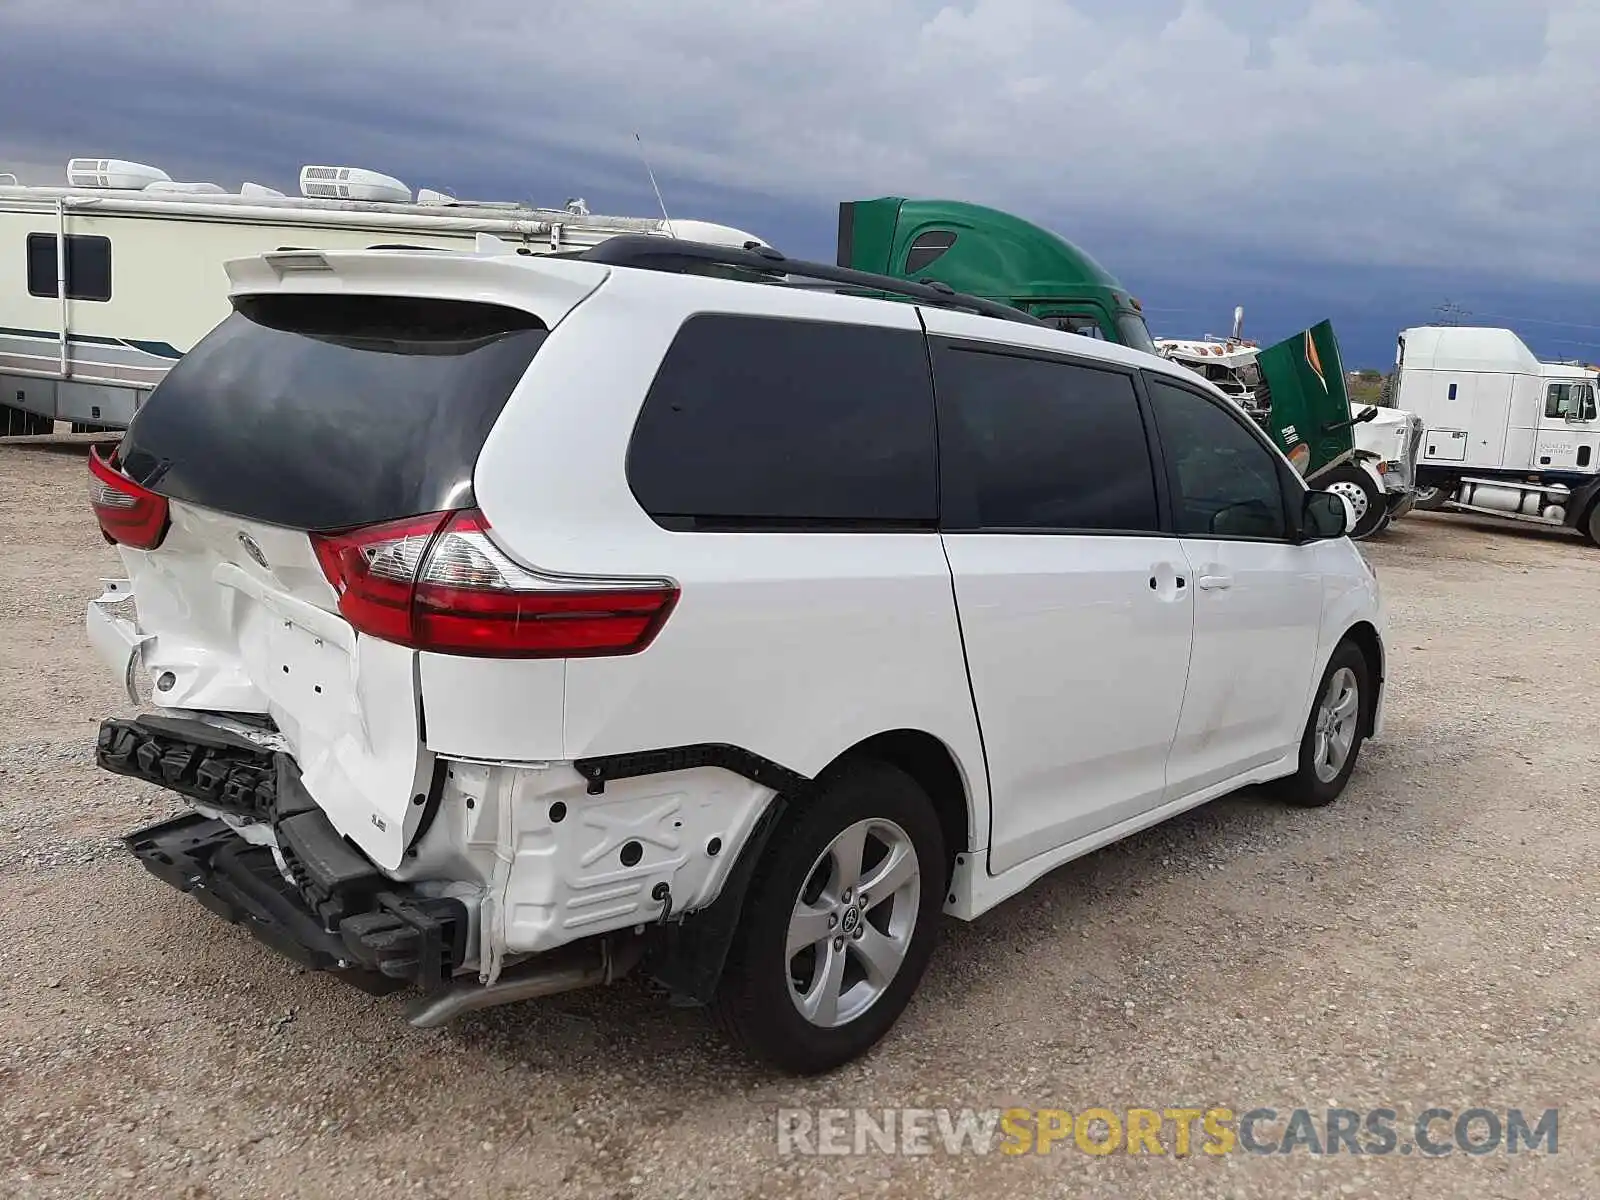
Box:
[221,246,613,330]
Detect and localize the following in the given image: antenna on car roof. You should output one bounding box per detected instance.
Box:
[633,132,676,238]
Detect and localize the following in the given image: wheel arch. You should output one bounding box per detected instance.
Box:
[1339,620,1384,736]
[634,728,975,1007]
[822,728,975,884]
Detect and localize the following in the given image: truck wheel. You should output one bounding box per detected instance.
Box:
[1271,639,1371,808]
[0,403,51,437]
[1412,485,1449,511]
[711,760,945,1074]
[1320,465,1386,539]
[1584,501,1600,547]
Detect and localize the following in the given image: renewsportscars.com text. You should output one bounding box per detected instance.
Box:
[776,1106,1559,1158]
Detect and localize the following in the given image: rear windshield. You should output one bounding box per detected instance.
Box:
[117,295,547,531]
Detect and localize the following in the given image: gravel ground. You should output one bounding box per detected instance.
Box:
[2,443,1597,1199]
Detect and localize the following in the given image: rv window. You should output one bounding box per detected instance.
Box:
[1448,383,1458,400]
[26,233,112,302]
[905,231,957,274]
[1546,382,1596,421]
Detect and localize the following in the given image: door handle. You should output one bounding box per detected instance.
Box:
[1197,574,1233,591]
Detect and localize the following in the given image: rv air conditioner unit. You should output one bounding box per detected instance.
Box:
[240,182,287,198]
[144,181,228,195]
[299,165,411,203]
[67,158,171,190]
[416,188,457,205]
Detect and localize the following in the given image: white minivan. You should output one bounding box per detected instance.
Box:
[86,236,1385,1073]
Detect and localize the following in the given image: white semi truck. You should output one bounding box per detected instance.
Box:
[1393,326,1600,543]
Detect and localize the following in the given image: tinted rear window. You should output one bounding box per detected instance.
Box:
[118,295,546,531]
[626,314,937,529]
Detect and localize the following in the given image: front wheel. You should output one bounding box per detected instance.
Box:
[712,760,945,1074]
[1320,465,1387,539]
[1271,640,1371,808]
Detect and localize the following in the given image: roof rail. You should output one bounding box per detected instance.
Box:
[578,235,1046,327]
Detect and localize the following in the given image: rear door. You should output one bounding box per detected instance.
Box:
[928,335,1195,875]
[1142,372,1325,795]
[109,287,557,867]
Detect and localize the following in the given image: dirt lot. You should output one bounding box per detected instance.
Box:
[2,443,1597,1199]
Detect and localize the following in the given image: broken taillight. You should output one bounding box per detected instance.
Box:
[87,445,170,550]
[310,509,678,658]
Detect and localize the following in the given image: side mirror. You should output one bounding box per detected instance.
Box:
[1301,490,1351,541]
[1355,405,1379,424]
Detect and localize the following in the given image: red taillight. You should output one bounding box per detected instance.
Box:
[88,445,170,550]
[310,509,678,658]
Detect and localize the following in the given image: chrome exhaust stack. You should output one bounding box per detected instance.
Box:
[406,938,642,1028]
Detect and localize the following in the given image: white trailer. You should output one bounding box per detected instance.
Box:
[1394,326,1600,542]
[0,158,769,434]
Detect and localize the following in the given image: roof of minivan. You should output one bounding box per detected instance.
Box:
[223,241,1223,397]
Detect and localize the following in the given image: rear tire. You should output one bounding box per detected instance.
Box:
[712,760,945,1074]
[1583,501,1600,547]
[1271,640,1371,808]
[1320,465,1386,539]
[1412,484,1450,511]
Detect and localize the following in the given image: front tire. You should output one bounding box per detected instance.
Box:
[1320,465,1387,539]
[712,760,945,1074]
[1272,640,1371,808]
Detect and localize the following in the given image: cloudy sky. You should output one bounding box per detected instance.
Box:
[4,0,1598,366]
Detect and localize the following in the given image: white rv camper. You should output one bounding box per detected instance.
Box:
[0,158,770,434]
[1155,311,1423,538]
[1394,326,1600,543]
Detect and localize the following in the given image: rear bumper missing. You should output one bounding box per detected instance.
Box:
[105,715,470,994]
[124,810,470,994]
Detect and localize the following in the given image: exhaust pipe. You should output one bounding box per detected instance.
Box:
[406,938,642,1028]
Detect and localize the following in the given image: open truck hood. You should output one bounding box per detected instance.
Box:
[1255,320,1356,480]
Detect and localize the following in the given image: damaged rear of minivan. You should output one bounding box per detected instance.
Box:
[87,252,689,1019]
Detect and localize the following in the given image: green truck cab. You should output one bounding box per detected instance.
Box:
[837,197,1158,353]
[836,197,1367,493]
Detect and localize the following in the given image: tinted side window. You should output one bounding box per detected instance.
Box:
[27,233,112,301]
[905,230,956,274]
[1146,376,1288,540]
[932,344,1160,533]
[627,315,937,529]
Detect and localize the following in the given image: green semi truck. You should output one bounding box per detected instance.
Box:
[836,197,1400,536]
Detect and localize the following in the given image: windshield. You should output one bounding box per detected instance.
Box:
[1116,312,1157,356]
